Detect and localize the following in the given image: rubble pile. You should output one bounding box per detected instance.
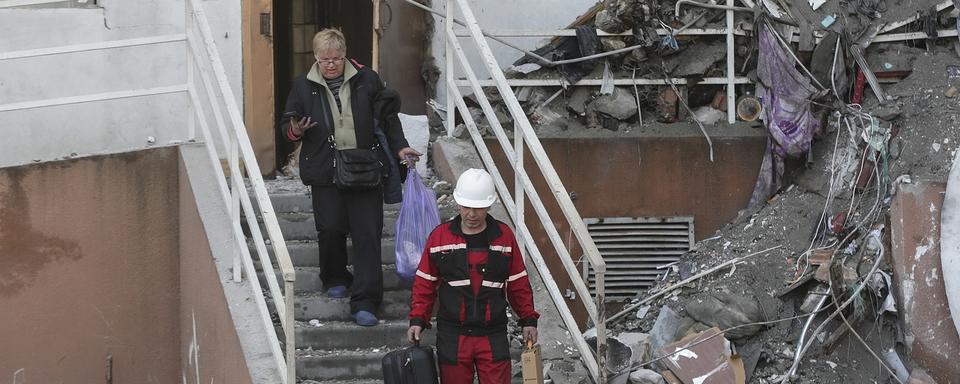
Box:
[436,0,960,383]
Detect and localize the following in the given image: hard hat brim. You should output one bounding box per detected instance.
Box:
[453,192,496,208]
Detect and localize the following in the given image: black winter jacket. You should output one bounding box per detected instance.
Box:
[281,61,410,186]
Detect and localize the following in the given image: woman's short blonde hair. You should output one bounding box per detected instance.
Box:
[313,28,347,57]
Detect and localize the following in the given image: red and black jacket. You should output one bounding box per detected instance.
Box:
[409,215,539,335]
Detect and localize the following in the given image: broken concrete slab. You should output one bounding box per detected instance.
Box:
[649,306,683,350]
[617,332,653,366]
[684,293,763,340]
[399,113,430,177]
[889,181,960,383]
[663,41,725,77]
[591,87,638,120]
[567,87,594,116]
[629,368,666,384]
[659,327,745,384]
[942,148,960,340]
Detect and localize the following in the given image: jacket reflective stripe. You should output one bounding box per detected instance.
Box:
[447,279,471,287]
[416,270,438,281]
[507,270,527,282]
[430,243,467,253]
[489,245,512,252]
[481,280,504,289]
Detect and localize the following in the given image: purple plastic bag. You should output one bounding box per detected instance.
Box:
[395,168,441,282]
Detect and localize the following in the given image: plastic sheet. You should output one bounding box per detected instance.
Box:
[395,168,441,282]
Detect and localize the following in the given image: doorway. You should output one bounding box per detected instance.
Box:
[273,0,374,170]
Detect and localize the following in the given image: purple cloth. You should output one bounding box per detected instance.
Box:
[749,22,820,207]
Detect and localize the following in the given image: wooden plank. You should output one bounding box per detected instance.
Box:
[943,145,960,339]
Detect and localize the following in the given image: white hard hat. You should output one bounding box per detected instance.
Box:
[453,168,497,208]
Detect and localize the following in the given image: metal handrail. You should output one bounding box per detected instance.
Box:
[185,1,295,382]
[443,1,608,382]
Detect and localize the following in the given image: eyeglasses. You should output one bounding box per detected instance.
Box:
[317,57,344,67]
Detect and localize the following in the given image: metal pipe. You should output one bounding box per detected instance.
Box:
[786,289,829,379]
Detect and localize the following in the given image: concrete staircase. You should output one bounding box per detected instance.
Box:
[257,190,435,382]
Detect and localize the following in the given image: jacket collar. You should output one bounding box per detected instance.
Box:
[449,214,502,243]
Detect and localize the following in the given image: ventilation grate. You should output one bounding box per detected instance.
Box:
[582,217,694,300]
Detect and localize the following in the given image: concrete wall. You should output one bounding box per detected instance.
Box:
[0,0,242,168]
[179,155,254,384]
[486,128,767,325]
[428,0,596,102]
[0,147,265,382]
[0,148,182,383]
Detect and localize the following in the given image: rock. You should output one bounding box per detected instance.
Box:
[601,37,627,53]
[596,9,627,33]
[585,335,633,374]
[693,106,725,125]
[617,332,653,365]
[629,369,666,384]
[649,306,683,350]
[567,88,594,116]
[590,87,638,120]
[684,293,763,339]
[663,41,725,76]
[907,369,938,384]
[610,371,631,384]
[946,86,957,98]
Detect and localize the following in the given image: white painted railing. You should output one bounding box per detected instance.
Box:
[0,3,296,382]
[440,1,609,382]
[185,0,295,382]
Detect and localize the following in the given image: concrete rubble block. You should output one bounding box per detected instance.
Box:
[617,332,654,365]
[585,334,633,374]
[655,87,679,122]
[567,87,594,116]
[889,181,960,383]
[398,113,430,177]
[601,37,627,53]
[907,369,938,384]
[649,306,683,350]
[595,9,627,33]
[629,368,666,384]
[659,327,745,384]
[663,41,725,77]
[590,87,638,120]
[684,293,763,340]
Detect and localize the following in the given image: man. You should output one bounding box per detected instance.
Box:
[408,168,539,383]
[281,28,421,326]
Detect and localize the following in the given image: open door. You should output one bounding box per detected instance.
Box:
[243,0,276,176]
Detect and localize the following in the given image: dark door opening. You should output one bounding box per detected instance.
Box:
[273,0,374,171]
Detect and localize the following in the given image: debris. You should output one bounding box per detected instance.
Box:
[685,293,764,339]
[512,63,543,75]
[692,106,726,125]
[946,86,958,98]
[629,369,666,384]
[585,334,633,374]
[659,327,745,384]
[649,306,683,351]
[881,348,910,383]
[907,369,938,384]
[635,305,652,319]
[617,332,654,366]
[820,14,836,27]
[591,87,639,120]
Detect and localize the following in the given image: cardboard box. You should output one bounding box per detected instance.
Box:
[521,343,544,384]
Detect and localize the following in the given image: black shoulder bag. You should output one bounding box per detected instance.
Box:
[331,135,383,190]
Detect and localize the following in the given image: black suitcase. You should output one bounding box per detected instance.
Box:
[381,340,439,384]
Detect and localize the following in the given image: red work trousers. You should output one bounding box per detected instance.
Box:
[439,335,511,384]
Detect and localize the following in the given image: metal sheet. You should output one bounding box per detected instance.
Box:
[942,148,960,340]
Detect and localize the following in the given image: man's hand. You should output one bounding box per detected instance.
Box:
[522,326,538,345]
[398,147,422,167]
[289,116,318,137]
[408,325,423,343]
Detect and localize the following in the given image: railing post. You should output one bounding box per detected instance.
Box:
[231,135,242,282]
[445,0,455,137]
[596,271,607,384]
[514,120,525,258]
[725,0,736,123]
[285,279,295,384]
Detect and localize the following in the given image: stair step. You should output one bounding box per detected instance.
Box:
[269,192,402,215]
[296,320,435,350]
[283,240,398,267]
[259,266,411,293]
[295,290,411,321]
[260,212,398,241]
[296,348,394,381]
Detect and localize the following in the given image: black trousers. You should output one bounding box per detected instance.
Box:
[311,185,384,314]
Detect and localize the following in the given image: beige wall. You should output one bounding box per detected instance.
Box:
[0,148,181,382]
[0,147,254,383]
